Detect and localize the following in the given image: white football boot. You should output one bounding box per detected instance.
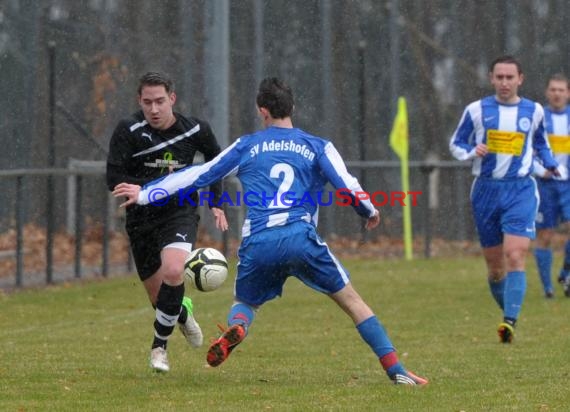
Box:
[179,297,203,348]
[150,347,170,372]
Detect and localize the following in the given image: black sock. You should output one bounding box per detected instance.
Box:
[178,305,188,324]
[152,282,185,349]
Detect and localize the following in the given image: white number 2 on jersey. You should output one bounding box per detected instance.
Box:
[269,163,295,209]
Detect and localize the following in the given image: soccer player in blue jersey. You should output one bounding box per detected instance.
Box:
[533,73,570,298]
[449,56,559,343]
[113,77,428,385]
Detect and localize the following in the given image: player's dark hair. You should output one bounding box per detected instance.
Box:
[138,72,174,95]
[256,77,294,119]
[547,73,569,87]
[489,55,523,74]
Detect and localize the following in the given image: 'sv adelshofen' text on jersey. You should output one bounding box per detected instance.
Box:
[249,139,316,162]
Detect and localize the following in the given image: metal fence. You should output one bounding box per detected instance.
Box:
[0,167,119,287]
[0,160,477,289]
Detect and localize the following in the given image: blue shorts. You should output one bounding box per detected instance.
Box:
[470,177,538,248]
[535,179,570,229]
[235,222,350,307]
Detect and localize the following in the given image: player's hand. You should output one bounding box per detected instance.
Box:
[365,209,380,230]
[556,165,568,179]
[475,144,488,157]
[211,207,229,231]
[547,166,561,177]
[542,170,554,179]
[112,183,141,208]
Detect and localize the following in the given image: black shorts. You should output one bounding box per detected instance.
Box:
[126,214,200,281]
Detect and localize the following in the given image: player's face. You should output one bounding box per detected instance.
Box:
[545,80,569,111]
[138,85,176,130]
[490,63,523,104]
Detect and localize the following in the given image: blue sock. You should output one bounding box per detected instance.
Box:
[560,240,570,281]
[356,316,405,377]
[534,248,553,293]
[227,302,255,334]
[488,277,506,310]
[503,271,526,321]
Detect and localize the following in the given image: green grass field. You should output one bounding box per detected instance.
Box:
[1,256,569,411]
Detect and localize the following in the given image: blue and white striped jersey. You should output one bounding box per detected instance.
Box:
[534,105,570,179]
[138,126,376,237]
[449,96,557,178]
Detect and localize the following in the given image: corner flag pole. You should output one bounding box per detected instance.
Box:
[389,97,413,260]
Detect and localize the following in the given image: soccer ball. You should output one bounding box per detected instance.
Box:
[184,247,228,292]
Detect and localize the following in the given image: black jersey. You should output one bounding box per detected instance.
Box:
[106,110,222,226]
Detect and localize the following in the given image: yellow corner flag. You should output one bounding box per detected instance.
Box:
[390,97,409,160]
[389,97,413,260]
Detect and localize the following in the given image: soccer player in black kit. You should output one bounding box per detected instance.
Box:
[107,72,228,372]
